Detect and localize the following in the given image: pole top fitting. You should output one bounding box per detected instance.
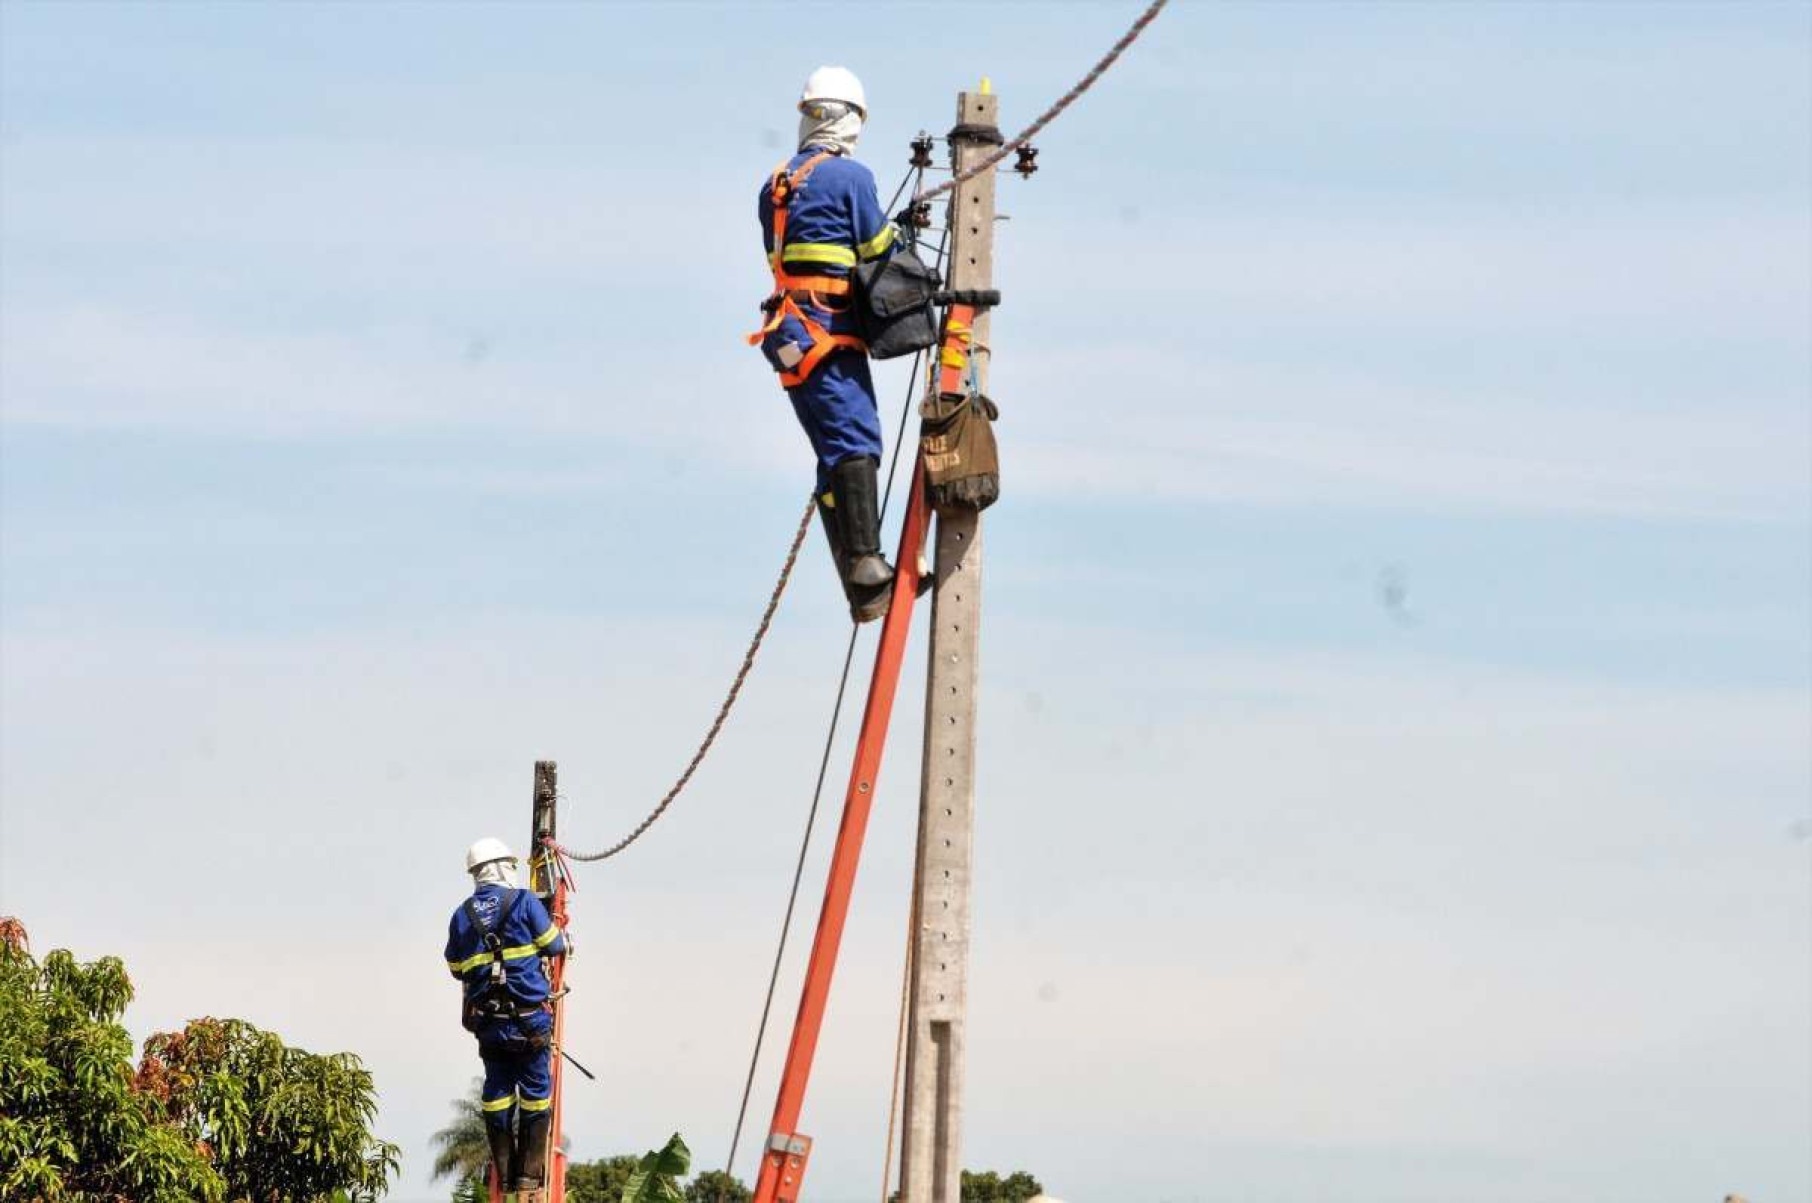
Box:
[948,121,1004,146]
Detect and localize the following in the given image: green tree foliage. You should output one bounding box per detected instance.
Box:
[566,1154,642,1203]
[0,924,399,1203]
[621,1133,690,1203]
[0,938,222,1201]
[448,1176,486,1203]
[428,1078,491,1201]
[960,1169,1044,1203]
[137,1015,399,1201]
[564,1136,749,1203]
[684,1169,752,1203]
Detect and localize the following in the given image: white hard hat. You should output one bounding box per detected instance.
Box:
[800,66,866,119]
[465,837,516,873]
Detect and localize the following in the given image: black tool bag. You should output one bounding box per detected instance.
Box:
[920,391,1001,513]
[854,245,942,360]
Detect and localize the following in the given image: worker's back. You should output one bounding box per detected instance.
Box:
[758,149,892,291]
[444,883,565,1009]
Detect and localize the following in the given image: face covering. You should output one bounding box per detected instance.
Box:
[798,102,864,157]
[472,858,518,889]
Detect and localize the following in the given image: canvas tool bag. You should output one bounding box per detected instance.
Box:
[919,390,1000,513]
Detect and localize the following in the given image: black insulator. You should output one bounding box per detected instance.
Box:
[909,133,935,170]
[1014,144,1040,178]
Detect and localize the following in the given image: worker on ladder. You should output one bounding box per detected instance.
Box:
[445,838,568,1202]
[751,66,901,623]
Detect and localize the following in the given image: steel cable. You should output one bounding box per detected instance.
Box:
[550,499,815,863]
[913,0,1171,204]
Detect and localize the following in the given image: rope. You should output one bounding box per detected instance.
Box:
[913,0,1171,204]
[551,499,815,862]
[722,621,861,1180]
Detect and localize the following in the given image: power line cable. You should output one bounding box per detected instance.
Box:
[914,0,1171,204]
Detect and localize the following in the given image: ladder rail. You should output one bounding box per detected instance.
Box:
[752,459,931,1203]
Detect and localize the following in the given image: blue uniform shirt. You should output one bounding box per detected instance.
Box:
[444,884,567,1008]
[758,147,896,288]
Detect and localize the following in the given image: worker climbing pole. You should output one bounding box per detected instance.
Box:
[744,0,1178,1176]
[749,81,1008,1203]
[446,796,572,1203]
[518,761,576,1203]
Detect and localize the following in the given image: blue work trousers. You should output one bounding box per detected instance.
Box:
[787,350,884,494]
[475,1011,553,1130]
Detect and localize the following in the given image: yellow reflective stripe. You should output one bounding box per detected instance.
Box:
[454,943,542,972]
[480,1095,516,1113]
[782,242,857,267]
[857,224,895,260]
[518,1095,553,1113]
[533,924,562,950]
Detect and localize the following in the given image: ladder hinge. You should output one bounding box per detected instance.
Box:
[767,1132,811,1156]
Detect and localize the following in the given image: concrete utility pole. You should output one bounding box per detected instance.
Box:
[528,760,558,898]
[900,85,998,1203]
[521,758,570,1203]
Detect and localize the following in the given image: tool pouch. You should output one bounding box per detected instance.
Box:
[484,1030,551,1055]
[461,994,495,1033]
[919,391,1000,513]
[759,310,818,375]
[854,246,941,360]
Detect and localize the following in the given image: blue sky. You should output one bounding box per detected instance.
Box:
[2,2,1807,1201]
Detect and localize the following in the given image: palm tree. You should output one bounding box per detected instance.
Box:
[431,1078,491,1201]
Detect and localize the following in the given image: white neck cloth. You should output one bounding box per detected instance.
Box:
[472,859,517,889]
[798,107,863,158]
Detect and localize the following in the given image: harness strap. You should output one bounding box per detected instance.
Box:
[775,276,852,296]
[461,889,527,991]
[768,150,835,261]
[747,151,869,370]
[779,332,866,388]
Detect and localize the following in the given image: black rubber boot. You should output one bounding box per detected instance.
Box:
[816,492,849,580]
[831,457,895,591]
[817,491,891,625]
[486,1124,515,1197]
[514,1110,550,1200]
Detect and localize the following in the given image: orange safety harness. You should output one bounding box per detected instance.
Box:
[747,150,868,389]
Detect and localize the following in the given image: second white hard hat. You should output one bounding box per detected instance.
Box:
[465,836,516,873]
[800,66,866,119]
